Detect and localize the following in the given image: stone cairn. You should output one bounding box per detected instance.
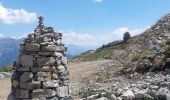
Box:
[10,16,72,100]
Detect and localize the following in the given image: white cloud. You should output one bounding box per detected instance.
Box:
[14,26,150,49]
[0,33,3,38]
[0,3,37,24]
[62,26,150,48]
[94,0,103,3]
[110,26,150,41]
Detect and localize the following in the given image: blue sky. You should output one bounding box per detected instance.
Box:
[0,0,170,48]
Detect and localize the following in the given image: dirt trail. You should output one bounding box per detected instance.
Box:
[69,60,110,82]
[0,60,110,100]
[0,78,11,100]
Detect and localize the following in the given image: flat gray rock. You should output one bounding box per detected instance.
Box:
[32,89,57,98]
[20,55,34,67]
[20,72,33,82]
[16,89,29,99]
[25,43,40,52]
[20,81,41,90]
[56,86,69,98]
[37,57,56,66]
[43,80,59,88]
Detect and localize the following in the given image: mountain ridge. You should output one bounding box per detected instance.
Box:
[0,38,21,67]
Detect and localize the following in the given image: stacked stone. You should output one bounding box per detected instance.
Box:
[10,16,72,100]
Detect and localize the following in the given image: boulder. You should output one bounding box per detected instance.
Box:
[117,97,122,100]
[7,94,15,100]
[116,88,124,96]
[62,79,70,86]
[20,55,34,67]
[42,32,61,39]
[12,80,19,87]
[20,44,25,51]
[165,68,170,73]
[35,36,51,43]
[52,74,59,80]
[37,57,56,66]
[57,65,66,73]
[25,43,40,51]
[156,87,170,100]
[17,67,30,72]
[43,80,59,88]
[31,66,55,72]
[56,39,62,45]
[121,90,135,100]
[20,72,33,82]
[61,56,67,65]
[16,89,29,98]
[110,94,117,100]
[38,52,62,57]
[35,72,50,81]
[166,93,170,100]
[147,88,157,97]
[134,90,147,99]
[32,89,57,98]
[166,58,170,63]
[56,86,69,98]
[20,81,41,90]
[54,52,63,57]
[87,94,98,100]
[41,45,65,52]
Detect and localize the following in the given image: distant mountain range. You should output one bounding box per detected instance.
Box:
[0,38,87,67]
[0,38,21,67]
[67,44,87,56]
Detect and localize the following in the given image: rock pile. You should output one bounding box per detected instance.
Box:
[0,72,12,80]
[9,16,72,100]
[78,71,170,100]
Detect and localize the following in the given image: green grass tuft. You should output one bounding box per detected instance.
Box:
[131,54,140,62]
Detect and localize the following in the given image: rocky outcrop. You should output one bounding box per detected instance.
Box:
[9,16,72,100]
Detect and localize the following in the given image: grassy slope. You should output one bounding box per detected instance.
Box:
[72,40,124,61]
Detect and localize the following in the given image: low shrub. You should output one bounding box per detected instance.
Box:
[0,64,13,72]
[166,40,170,45]
[165,46,170,56]
[123,63,129,70]
[81,89,97,98]
[131,54,140,62]
[96,76,104,83]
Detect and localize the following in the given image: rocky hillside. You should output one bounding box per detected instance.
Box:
[73,13,170,72]
[71,13,170,100]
